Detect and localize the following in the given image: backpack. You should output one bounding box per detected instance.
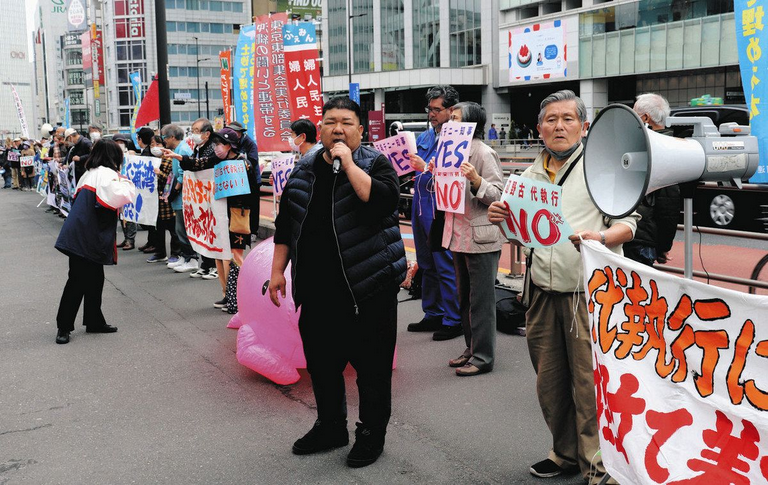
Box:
[495,284,527,336]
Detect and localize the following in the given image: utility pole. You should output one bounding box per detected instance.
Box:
[205,81,209,119]
[194,36,201,118]
[155,0,171,125]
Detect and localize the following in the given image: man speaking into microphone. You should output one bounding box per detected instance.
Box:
[270,96,406,468]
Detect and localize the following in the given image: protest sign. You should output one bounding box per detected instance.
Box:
[433,122,475,214]
[19,156,34,168]
[271,154,295,196]
[56,164,75,215]
[6,151,19,162]
[234,24,255,135]
[121,155,161,226]
[183,169,232,260]
[283,22,323,127]
[581,240,768,485]
[498,174,574,248]
[213,159,251,200]
[373,132,417,176]
[36,163,48,196]
[253,13,291,151]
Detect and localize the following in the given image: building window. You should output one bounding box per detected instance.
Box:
[352,0,374,74]
[67,51,83,66]
[67,70,84,85]
[413,0,441,68]
[70,90,84,105]
[118,85,136,105]
[449,0,481,67]
[327,0,348,76]
[381,0,405,71]
[117,63,147,84]
[116,40,146,61]
[119,108,132,127]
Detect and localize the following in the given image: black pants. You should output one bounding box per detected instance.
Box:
[56,256,108,332]
[149,218,180,257]
[298,287,398,431]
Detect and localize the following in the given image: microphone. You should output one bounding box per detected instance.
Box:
[332,156,341,174]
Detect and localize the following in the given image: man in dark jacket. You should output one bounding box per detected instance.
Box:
[65,128,93,184]
[225,121,261,185]
[628,93,681,266]
[269,97,406,469]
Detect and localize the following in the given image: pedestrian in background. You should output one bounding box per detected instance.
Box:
[54,140,136,344]
[436,102,506,376]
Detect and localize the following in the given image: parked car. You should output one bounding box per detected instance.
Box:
[668,105,767,233]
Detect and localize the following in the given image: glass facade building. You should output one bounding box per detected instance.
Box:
[412,0,441,68]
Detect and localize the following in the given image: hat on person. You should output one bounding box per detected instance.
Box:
[89,121,104,131]
[64,128,78,139]
[22,141,31,148]
[226,121,246,132]
[112,133,131,144]
[211,127,240,147]
[13,137,21,142]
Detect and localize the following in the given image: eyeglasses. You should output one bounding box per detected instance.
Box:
[424,106,446,114]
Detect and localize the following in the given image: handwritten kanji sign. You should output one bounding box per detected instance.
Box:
[433,121,475,214]
[182,169,232,260]
[19,156,34,168]
[120,155,161,226]
[581,240,768,484]
[253,13,291,152]
[213,159,250,200]
[498,174,574,248]
[271,154,295,196]
[373,132,417,176]
[234,24,255,135]
[283,22,323,127]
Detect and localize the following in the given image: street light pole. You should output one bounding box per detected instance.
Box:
[194,37,201,118]
[346,3,367,93]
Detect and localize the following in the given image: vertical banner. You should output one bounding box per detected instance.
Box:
[182,169,232,260]
[64,97,71,129]
[581,240,768,485]
[282,22,323,126]
[254,13,291,152]
[498,174,574,247]
[10,84,29,138]
[433,122,476,214]
[271,154,295,196]
[219,50,232,125]
[736,0,767,183]
[349,83,360,105]
[368,110,385,142]
[81,30,92,82]
[121,155,161,226]
[129,71,143,148]
[372,132,417,176]
[234,24,255,134]
[213,159,251,200]
[91,25,104,99]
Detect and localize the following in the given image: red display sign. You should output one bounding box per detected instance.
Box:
[114,0,144,38]
[368,110,385,142]
[253,13,291,152]
[220,50,232,125]
[81,31,92,72]
[282,22,323,127]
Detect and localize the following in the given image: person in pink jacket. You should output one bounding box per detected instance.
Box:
[54,140,137,344]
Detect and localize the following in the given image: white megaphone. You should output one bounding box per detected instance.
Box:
[584,103,759,219]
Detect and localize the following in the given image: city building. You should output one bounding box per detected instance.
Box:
[1,0,36,138]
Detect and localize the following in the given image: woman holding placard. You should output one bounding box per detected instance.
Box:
[54,140,137,344]
[437,102,506,376]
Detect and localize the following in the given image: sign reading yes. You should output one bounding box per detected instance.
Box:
[373,132,417,176]
[433,121,476,214]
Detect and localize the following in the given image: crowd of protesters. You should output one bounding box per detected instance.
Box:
[6,88,661,482]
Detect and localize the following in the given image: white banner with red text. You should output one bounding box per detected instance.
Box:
[183,169,232,260]
[581,240,768,484]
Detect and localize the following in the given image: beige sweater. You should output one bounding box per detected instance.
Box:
[520,144,639,293]
[442,139,506,253]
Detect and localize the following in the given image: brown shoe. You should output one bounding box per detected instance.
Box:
[448,355,470,368]
[116,240,127,248]
[122,242,135,250]
[455,363,491,376]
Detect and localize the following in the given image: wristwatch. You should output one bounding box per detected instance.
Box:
[599,231,606,245]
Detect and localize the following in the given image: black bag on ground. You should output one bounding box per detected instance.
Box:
[495,284,527,335]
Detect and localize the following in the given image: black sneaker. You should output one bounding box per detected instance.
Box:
[346,423,384,468]
[406,316,443,332]
[213,298,228,309]
[292,420,349,455]
[55,330,70,344]
[432,324,463,341]
[529,458,580,478]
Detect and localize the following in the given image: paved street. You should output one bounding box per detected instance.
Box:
[1,188,584,485]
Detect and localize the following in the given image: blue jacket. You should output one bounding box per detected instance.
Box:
[55,167,136,265]
[275,145,406,308]
[413,126,440,212]
[170,141,193,211]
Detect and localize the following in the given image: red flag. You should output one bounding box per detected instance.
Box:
[134,75,159,128]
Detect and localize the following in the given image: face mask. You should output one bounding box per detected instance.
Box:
[214,144,230,159]
[150,147,164,157]
[90,132,101,142]
[545,141,581,161]
[191,133,203,146]
[288,135,302,152]
[118,144,128,153]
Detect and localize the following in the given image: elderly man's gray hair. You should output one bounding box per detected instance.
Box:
[537,90,587,125]
[634,93,670,126]
[193,118,214,134]
[161,124,185,141]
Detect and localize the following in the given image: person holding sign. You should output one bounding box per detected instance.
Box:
[269,97,406,469]
[488,90,638,484]
[54,140,137,344]
[406,85,462,341]
[145,135,181,264]
[431,102,506,376]
[19,142,36,191]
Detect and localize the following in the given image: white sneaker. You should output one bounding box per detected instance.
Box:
[174,259,200,273]
[202,268,219,280]
[167,258,184,269]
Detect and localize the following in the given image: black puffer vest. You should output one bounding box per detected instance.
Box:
[281,145,407,309]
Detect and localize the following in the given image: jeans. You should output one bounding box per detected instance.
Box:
[122,221,137,243]
[174,209,197,261]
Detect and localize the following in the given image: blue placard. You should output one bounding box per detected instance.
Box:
[234,24,256,136]
[735,0,767,183]
[349,83,360,105]
[213,159,251,200]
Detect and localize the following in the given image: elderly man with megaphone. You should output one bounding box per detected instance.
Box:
[488,90,639,485]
